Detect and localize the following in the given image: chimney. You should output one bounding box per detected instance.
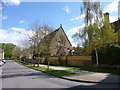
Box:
[60,24,62,28]
[104,12,110,23]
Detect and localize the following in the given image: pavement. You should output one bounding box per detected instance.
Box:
[35,64,120,84]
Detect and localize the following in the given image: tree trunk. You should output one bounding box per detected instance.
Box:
[95,47,99,67]
[65,56,68,66]
[47,57,49,70]
[37,57,40,67]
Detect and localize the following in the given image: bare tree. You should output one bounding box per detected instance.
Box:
[13,46,22,61]
[24,21,53,66]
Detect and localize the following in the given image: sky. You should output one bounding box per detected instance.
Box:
[0,0,119,48]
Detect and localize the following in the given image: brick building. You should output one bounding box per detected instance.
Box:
[40,25,72,56]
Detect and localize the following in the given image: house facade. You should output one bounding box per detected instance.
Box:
[0,49,4,59]
[40,25,72,56]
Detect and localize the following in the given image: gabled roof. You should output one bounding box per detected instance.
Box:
[43,29,58,41]
[59,26,72,46]
[40,28,59,44]
[40,25,72,46]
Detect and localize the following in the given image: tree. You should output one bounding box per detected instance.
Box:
[25,21,53,66]
[0,43,16,59]
[13,46,22,61]
[73,0,117,66]
[99,13,118,45]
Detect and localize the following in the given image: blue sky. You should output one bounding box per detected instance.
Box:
[0,0,119,47]
[2,2,83,29]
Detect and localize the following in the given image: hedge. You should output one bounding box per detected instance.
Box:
[92,44,120,65]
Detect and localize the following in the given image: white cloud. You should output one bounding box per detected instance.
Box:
[68,36,83,47]
[118,0,120,18]
[2,15,7,20]
[19,20,25,24]
[109,16,118,23]
[63,7,71,13]
[0,5,3,10]
[11,27,26,32]
[2,0,21,6]
[103,0,119,13]
[70,14,85,21]
[69,24,85,35]
[0,27,34,47]
[68,36,77,47]
[66,24,85,47]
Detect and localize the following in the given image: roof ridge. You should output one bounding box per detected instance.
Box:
[59,26,72,46]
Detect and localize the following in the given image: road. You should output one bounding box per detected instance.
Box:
[1,60,119,88]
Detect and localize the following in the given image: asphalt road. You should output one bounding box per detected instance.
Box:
[1,60,119,88]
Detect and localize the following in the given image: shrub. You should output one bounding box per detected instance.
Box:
[92,44,120,65]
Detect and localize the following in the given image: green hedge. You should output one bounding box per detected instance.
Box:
[92,45,120,65]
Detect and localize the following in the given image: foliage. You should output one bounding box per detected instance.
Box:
[92,45,120,65]
[13,47,22,59]
[99,19,118,45]
[0,43,16,59]
[72,46,83,50]
[26,21,53,57]
[73,0,118,54]
[73,1,102,54]
[39,45,51,56]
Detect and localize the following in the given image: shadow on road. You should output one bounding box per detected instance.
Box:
[1,61,57,79]
[62,74,120,88]
[1,72,55,79]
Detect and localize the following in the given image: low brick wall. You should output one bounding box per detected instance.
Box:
[66,56,92,66]
[42,56,92,66]
[48,56,59,65]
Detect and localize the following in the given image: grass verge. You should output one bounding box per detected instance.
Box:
[40,63,120,75]
[16,61,75,76]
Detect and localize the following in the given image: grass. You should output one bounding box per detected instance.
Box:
[77,66,120,75]
[16,61,75,76]
[16,61,120,75]
[40,63,120,75]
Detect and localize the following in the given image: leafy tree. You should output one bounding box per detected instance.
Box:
[99,13,118,45]
[73,0,117,66]
[25,21,53,66]
[0,43,16,59]
[73,46,83,50]
[13,47,22,60]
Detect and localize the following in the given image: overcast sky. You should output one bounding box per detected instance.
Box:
[0,0,119,48]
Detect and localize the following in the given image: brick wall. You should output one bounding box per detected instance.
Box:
[40,56,92,66]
